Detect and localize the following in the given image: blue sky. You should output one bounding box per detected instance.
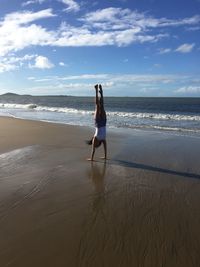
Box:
[0,0,200,96]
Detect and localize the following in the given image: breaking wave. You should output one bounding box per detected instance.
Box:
[1,103,200,122]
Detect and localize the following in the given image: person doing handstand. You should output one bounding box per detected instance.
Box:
[87,84,107,161]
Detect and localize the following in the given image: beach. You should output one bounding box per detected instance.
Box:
[0,116,200,267]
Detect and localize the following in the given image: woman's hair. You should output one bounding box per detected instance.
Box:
[85,138,102,148]
[85,138,93,145]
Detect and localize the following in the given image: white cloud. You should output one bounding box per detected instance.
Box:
[53,23,165,47]
[22,0,46,6]
[59,62,66,66]
[32,74,110,82]
[3,8,55,25]
[175,43,195,53]
[35,78,53,82]
[60,0,80,12]
[81,8,200,30]
[0,62,18,73]
[153,63,162,68]
[186,26,200,31]
[0,54,36,73]
[0,9,56,56]
[82,8,153,32]
[30,73,182,85]
[175,86,200,94]
[23,0,80,12]
[158,43,195,55]
[31,56,54,69]
[0,7,199,58]
[158,48,171,54]
[159,15,200,27]
[25,81,114,95]
[22,73,200,96]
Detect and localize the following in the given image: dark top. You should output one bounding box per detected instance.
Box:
[95,116,107,128]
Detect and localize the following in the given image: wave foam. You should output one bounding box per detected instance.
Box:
[1,103,200,121]
[107,111,200,121]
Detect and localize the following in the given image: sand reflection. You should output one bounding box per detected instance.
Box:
[88,161,107,222]
[77,162,108,267]
[89,161,106,193]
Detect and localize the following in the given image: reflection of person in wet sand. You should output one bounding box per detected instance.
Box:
[89,162,106,195]
[89,162,107,220]
[87,84,107,161]
[77,162,107,266]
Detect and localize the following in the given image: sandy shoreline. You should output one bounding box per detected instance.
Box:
[0,116,200,267]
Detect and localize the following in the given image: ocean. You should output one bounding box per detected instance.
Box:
[0,94,200,136]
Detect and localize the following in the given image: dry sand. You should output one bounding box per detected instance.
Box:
[0,116,200,267]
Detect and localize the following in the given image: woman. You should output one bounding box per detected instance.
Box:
[87,84,107,161]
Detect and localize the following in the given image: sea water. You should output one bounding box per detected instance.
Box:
[0,94,200,136]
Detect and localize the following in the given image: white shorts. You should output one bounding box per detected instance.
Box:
[94,126,106,141]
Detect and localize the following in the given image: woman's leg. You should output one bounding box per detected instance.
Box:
[102,140,107,159]
[87,137,99,161]
[99,85,107,160]
[99,84,106,119]
[99,84,104,108]
[90,137,96,161]
[94,84,100,119]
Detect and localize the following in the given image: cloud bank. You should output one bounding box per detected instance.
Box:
[0,7,199,58]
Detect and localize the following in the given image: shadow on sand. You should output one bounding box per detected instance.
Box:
[108,159,200,180]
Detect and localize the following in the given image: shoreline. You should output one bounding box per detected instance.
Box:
[1,113,200,142]
[0,116,200,266]
[1,96,200,139]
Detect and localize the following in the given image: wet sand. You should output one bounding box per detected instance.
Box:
[0,116,200,267]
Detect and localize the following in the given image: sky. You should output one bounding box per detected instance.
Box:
[0,0,200,96]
